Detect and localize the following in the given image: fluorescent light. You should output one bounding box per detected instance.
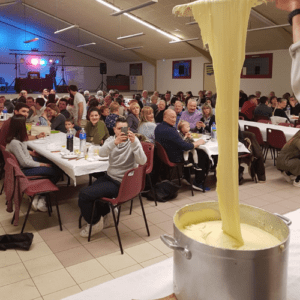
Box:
[169,37,199,44]
[54,25,79,34]
[76,42,96,47]
[95,0,180,42]
[0,1,16,7]
[24,38,39,43]
[185,21,197,25]
[111,0,158,16]
[117,32,144,40]
[247,23,290,32]
[122,46,143,51]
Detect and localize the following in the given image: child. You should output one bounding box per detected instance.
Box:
[178,120,201,170]
[65,118,77,136]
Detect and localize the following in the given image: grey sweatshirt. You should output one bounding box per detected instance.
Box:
[6,139,40,168]
[99,136,147,182]
[290,41,300,101]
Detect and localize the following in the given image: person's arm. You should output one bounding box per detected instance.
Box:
[99,136,117,157]
[127,131,147,165]
[77,102,83,125]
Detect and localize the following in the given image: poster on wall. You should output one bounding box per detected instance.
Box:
[172,60,191,79]
[65,66,84,88]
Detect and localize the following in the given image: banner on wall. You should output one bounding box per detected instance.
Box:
[206,64,214,76]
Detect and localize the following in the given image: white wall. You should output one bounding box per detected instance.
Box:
[240,49,292,97]
[156,56,210,95]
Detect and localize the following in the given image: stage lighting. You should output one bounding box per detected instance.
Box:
[31,58,39,66]
[49,59,53,63]
[40,59,47,66]
[55,59,59,64]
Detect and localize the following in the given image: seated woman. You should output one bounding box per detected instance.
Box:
[99,105,110,122]
[40,103,67,133]
[105,102,120,136]
[273,98,290,122]
[86,99,101,121]
[127,102,140,133]
[196,103,216,133]
[85,108,109,145]
[6,115,63,211]
[138,106,156,143]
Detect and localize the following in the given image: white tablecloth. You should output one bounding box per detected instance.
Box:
[27,133,108,186]
[63,209,300,300]
[239,120,299,142]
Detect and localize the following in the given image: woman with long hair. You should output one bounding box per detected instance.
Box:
[196,103,215,133]
[6,115,63,211]
[138,106,156,143]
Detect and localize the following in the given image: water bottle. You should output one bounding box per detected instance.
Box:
[79,128,86,152]
[286,105,291,117]
[211,122,217,141]
[2,107,7,120]
[66,129,74,152]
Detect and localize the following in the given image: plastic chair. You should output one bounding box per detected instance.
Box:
[84,164,149,254]
[155,142,194,196]
[257,119,271,124]
[266,128,287,166]
[254,115,270,122]
[278,123,294,127]
[129,142,158,215]
[244,125,268,161]
[5,158,62,233]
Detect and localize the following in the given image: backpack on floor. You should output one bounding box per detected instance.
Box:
[144,180,180,202]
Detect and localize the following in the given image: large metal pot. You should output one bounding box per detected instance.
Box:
[161,202,291,300]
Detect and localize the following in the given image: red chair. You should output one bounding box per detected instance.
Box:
[296,125,300,128]
[84,164,150,254]
[257,119,271,124]
[5,158,62,233]
[244,125,268,161]
[254,115,271,122]
[266,128,287,166]
[155,142,194,196]
[278,123,294,127]
[129,142,158,214]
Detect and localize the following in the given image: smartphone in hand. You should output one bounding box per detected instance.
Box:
[121,126,128,136]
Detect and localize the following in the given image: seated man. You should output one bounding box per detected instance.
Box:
[175,100,184,128]
[289,95,300,115]
[155,109,210,191]
[58,98,71,119]
[0,103,45,147]
[253,96,272,118]
[241,95,258,120]
[78,116,147,237]
[273,98,290,121]
[35,97,46,118]
[0,96,14,113]
[179,99,202,131]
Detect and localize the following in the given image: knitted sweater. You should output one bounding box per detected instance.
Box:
[99,136,147,182]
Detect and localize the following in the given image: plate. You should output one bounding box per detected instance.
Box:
[191,133,202,139]
[61,154,78,159]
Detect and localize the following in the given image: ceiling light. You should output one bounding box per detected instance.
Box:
[122,46,143,51]
[185,21,197,25]
[76,42,96,47]
[247,23,290,32]
[117,32,144,40]
[24,38,39,43]
[0,1,16,7]
[54,25,79,34]
[111,0,158,16]
[95,0,180,42]
[169,37,199,44]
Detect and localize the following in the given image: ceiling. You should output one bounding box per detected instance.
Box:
[0,0,292,63]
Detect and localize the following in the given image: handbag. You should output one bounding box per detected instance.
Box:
[31,125,51,136]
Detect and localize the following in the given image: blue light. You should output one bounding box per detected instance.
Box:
[40,59,47,66]
[55,59,59,64]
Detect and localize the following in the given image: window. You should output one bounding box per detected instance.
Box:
[241,53,273,79]
[172,60,191,79]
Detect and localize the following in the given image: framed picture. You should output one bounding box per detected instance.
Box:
[172,60,191,79]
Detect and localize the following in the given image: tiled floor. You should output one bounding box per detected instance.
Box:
[1,156,300,300]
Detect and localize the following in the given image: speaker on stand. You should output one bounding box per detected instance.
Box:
[97,62,107,91]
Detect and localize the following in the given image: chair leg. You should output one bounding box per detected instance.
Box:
[139,193,150,237]
[0,181,4,195]
[147,174,158,206]
[89,174,93,186]
[111,203,124,254]
[11,212,15,225]
[79,214,82,229]
[188,167,194,196]
[176,165,181,186]
[21,196,33,233]
[88,201,97,242]
[117,206,121,226]
[52,193,62,231]
[273,148,276,166]
[129,199,134,215]
[67,175,70,186]
[46,194,52,217]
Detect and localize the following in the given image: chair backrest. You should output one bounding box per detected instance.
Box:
[113,164,147,204]
[155,141,176,167]
[266,128,287,149]
[244,125,264,146]
[278,123,294,127]
[141,142,154,174]
[0,145,18,164]
[296,125,300,128]
[257,119,271,124]
[254,115,270,122]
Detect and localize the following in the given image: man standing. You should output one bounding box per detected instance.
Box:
[78,117,147,237]
[241,95,258,120]
[49,62,57,90]
[68,85,87,127]
[155,109,210,191]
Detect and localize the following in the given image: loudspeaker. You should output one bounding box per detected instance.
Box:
[100,63,107,75]
[179,65,184,75]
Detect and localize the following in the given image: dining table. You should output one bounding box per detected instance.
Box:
[26,132,109,186]
[239,120,300,142]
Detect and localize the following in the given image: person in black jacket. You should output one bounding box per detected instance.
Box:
[289,95,300,115]
[196,103,215,133]
[273,98,291,122]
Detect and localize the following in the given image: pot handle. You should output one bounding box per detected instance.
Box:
[160,235,192,260]
[274,213,292,226]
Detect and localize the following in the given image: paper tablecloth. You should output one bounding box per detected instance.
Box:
[63,209,300,300]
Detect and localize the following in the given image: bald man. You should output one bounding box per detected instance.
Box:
[155,109,210,191]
